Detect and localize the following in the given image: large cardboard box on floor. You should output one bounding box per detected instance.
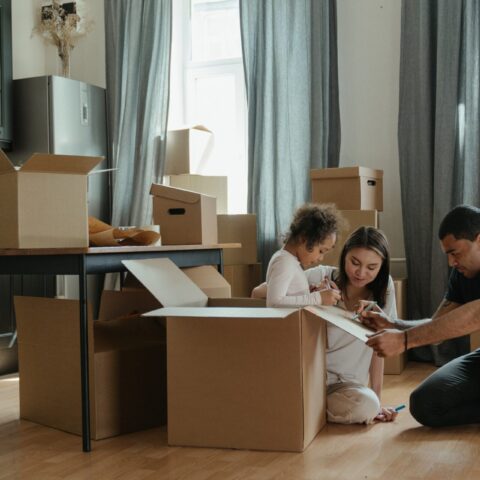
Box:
[122,258,331,452]
[384,278,408,374]
[223,263,262,297]
[321,210,378,267]
[150,183,217,245]
[15,292,167,440]
[217,214,257,265]
[165,174,228,214]
[165,125,213,175]
[311,166,383,211]
[0,151,102,248]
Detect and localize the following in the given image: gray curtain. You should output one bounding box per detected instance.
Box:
[398,0,479,364]
[240,0,340,274]
[104,0,172,227]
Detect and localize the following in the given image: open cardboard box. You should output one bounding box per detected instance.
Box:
[123,258,372,452]
[0,151,103,248]
[15,291,167,440]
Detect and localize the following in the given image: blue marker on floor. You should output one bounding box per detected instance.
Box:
[394,404,406,412]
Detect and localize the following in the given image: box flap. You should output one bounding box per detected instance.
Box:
[0,149,14,174]
[20,153,103,174]
[122,258,208,307]
[310,166,383,180]
[150,183,212,204]
[305,305,373,341]
[144,306,295,318]
[182,266,231,298]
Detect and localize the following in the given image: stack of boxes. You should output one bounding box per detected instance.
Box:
[152,125,262,296]
[310,166,408,374]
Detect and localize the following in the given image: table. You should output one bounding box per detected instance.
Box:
[0,243,239,452]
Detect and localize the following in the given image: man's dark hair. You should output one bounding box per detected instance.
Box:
[438,205,480,241]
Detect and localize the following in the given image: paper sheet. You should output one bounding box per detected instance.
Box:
[305,305,375,342]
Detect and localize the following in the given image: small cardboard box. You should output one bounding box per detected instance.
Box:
[217,214,258,265]
[223,263,262,297]
[165,125,213,175]
[15,293,167,440]
[311,166,383,211]
[384,278,408,374]
[165,174,228,214]
[122,258,332,452]
[322,210,378,267]
[150,183,217,245]
[0,151,102,248]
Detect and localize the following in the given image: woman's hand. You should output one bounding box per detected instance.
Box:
[356,300,395,331]
[374,406,398,422]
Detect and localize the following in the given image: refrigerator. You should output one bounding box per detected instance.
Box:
[0,76,110,365]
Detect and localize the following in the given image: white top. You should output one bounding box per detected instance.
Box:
[306,265,397,386]
[266,248,322,307]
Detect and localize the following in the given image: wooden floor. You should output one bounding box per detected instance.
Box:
[1,363,480,479]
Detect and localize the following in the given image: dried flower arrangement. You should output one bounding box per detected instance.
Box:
[34,1,93,77]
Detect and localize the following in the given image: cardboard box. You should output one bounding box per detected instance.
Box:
[125,259,378,451]
[121,258,330,452]
[311,166,383,211]
[150,183,217,245]
[217,214,258,265]
[322,210,378,267]
[15,293,167,440]
[165,125,213,175]
[165,174,228,214]
[384,278,408,374]
[0,151,102,248]
[223,263,262,297]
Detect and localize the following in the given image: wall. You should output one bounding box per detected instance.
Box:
[12,0,105,88]
[337,0,405,275]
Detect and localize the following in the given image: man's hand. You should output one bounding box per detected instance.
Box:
[366,329,405,357]
[358,302,396,331]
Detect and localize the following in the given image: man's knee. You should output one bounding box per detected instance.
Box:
[410,384,443,427]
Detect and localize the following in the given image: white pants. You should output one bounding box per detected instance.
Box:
[327,382,380,424]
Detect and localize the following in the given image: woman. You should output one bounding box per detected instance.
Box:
[255,226,398,424]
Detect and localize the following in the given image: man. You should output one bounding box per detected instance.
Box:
[363,205,480,427]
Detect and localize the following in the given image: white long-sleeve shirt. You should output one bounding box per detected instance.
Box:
[266,248,322,307]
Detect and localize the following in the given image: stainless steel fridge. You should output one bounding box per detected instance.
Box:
[0,76,111,361]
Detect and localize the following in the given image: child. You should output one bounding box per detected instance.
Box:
[266,203,341,308]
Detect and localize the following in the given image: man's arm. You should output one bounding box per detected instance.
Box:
[393,298,460,329]
[367,299,480,357]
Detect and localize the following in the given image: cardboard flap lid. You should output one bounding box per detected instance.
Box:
[310,166,383,180]
[144,306,296,318]
[122,258,208,307]
[150,183,214,204]
[169,124,212,134]
[20,153,103,174]
[0,149,14,174]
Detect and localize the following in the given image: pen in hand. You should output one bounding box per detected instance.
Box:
[352,301,378,321]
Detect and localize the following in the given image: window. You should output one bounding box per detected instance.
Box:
[169,0,247,213]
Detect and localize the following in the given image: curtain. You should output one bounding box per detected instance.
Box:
[104,0,172,228]
[240,0,340,274]
[398,0,480,364]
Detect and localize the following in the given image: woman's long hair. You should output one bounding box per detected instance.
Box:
[335,227,390,308]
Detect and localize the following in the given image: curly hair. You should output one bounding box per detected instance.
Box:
[285,203,341,251]
[334,226,390,308]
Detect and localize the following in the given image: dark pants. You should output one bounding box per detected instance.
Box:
[410,349,480,427]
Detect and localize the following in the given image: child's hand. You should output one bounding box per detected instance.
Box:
[374,406,398,422]
[320,288,341,306]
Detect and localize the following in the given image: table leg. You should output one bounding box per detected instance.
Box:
[78,255,91,452]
